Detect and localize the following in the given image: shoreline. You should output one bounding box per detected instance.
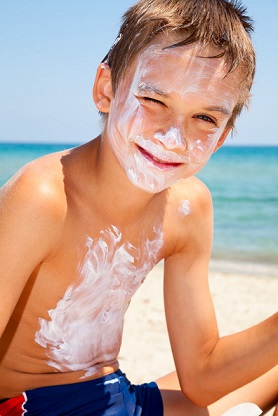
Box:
[209,258,278,279]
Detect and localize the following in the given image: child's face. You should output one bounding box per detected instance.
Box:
[106,41,240,193]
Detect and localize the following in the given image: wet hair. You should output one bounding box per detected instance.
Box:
[102,0,256,126]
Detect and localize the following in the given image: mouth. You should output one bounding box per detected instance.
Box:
[137,145,183,169]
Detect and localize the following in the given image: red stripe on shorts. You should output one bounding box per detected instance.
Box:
[0,394,26,415]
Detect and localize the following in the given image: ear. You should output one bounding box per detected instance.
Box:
[213,126,232,152]
[92,63,113,113]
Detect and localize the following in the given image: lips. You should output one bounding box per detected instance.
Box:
[137,145,182,169]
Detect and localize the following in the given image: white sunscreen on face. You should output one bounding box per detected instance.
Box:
[106,42,238,193]
[154,127,186,150]
[35,226,163,378]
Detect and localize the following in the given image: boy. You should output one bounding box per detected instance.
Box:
[0,0,277,414]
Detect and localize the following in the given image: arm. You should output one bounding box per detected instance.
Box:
[0,162,65,338]
[164,183,278,406]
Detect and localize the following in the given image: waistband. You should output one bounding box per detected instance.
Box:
[30,369,127,398]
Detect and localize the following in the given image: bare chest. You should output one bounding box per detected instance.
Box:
[4,223,165,381]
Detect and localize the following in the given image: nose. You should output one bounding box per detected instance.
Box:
[154,127,186,150]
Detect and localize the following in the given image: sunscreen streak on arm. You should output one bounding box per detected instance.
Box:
[178,199,192,216]
[35,226,163,378]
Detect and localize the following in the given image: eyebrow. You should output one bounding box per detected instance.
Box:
[136,82,169,98]
[203,105,232,117]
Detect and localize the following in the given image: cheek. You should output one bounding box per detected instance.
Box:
[111,96,151,141]
[183,126,224,165]
[108,92,138,140]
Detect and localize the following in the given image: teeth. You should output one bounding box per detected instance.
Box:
[152,154,179,164]
[150,154,172,164]
[153,156,164,163]
[137,143,180,164]
[147,150,173,164]
[135,137,184,163]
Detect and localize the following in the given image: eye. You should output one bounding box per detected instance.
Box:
[135,94,165,107]
[195,114,216,124]
[143,96,163,105]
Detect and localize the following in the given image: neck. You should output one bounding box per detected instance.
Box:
[92,134,159,223]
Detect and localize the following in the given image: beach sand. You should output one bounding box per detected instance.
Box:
[119,261,277,415]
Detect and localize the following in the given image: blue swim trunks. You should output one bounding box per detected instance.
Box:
[0,370,164,415]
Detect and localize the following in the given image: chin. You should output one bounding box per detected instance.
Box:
[126,169,181,194]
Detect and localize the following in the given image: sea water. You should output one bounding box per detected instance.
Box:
[0,142,277,268]
[198,146,278,267]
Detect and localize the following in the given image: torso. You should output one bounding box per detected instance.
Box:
[0,139,205,398]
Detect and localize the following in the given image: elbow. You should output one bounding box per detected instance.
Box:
[179,376,222,408]
[180,386,217,408]
[180,388,210,408]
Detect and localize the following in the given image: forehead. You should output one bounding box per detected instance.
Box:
[127,42,240,100]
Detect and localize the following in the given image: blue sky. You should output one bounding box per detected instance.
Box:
[0,1,277,146]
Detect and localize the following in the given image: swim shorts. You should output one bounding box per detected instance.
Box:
[0,370,163,415]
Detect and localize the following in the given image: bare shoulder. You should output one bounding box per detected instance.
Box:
[2,151,67,211]
[166,175,213,221]
[163,176,213,256]
[0,151,69,258]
